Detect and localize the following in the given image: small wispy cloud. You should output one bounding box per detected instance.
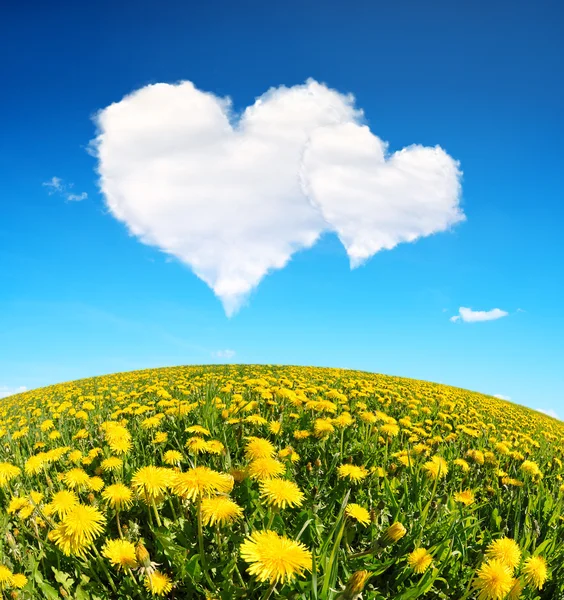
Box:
[450,307,508,323]
[0,385,27,399]
[537,408,560,420]
[43,177,88,202]
[212,349,236,360]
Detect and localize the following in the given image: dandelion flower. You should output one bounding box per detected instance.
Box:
[313,418,335,437]
[185,425,210,436]
[453,458,470,472]
[0,463,21,488]
[48,490,79,518]
[454,490,475,506]
[423,456,448,480]
[337,464,368,483]
[345,503,371,527]
[185,437,208,454]
[11,573,28,589]
[522,556,548,590]
[101,457,123,472]
[102,539,138,570]
[63,468,91,490]
[245,437,275,460]
[131,466,175,504]
[172,466,233,501]
[0,566,13,589]
[50,504,106,556]
[88,476,105,492]
[408,548,433,574]
[473,559,515,600]
[341,570,370,599]
[144,571,173,596]
[136,541,159,576]
[201,496,243,527]
[240,530,312,584]
[163,450,183,466]
[381,522,407,544]
[259,479,304,509]
[204,439,224,454]
[248,458,285,480]
[485,538,521,570]
[102,483,133,510]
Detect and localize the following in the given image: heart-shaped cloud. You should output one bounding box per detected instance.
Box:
[93,79,463,315]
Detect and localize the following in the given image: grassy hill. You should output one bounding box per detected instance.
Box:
[0,365,562,599]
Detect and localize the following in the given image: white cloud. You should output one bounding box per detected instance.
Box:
[494,394,511,400]
[42,177,88,202]
[212,349,236,359]
[537,408,560,420]
[43,176,64,193]
[0,385,27,399]
[67,192,88,202]
[93,79,463,315]
[450,307,508,323]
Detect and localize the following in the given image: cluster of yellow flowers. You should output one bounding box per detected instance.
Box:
[0,364,562,598]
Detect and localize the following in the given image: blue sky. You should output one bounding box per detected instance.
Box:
[1,0,563,417]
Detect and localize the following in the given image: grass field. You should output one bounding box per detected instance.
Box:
[0,365,562,599]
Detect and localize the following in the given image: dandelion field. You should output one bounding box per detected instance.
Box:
[0,365,563,599]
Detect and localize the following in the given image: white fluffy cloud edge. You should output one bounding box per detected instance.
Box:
[0,385,27,399]
[450,307,509,323]
[92,79,464,315]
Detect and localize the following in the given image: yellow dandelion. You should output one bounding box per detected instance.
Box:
[102,539,138,570]
[101,456,123,472]
[337,464,369,483]
[48,490,79,518]
[172,466,233,501]
[0,566,13,589]
[102,483,134,510]
[341,570,371,599]
[204,439,224,454]
[201,496,243,527]
[454,489,475,506]
[345,503,371,527]
[131,466,175,504]
[240,530,312,584]
[185,436,208,454]
[185,425,210,436]
[163,450,183,466]
[11,573,28,589]
[63,468,91,490]
[423,456,448,480]
[259,479,305,509]
[522,555,548,590]
[245,437,276,460]
[453,458,470,472]
[248,458,285,480]
[50,504,106,556]
[144,571,174,596]
[485,538,521,570]
[408,548,433,574]
[313,418,335,437]
[473,559,515,600]
[88,476,105,492]
[381,522,407,544]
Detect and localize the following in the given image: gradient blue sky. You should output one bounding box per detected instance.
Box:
[1,0,563,416]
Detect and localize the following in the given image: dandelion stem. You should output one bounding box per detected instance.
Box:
[116,509,123,538]
[197,495,215,590]
[152,499,162,527]
[261,581,276,600]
